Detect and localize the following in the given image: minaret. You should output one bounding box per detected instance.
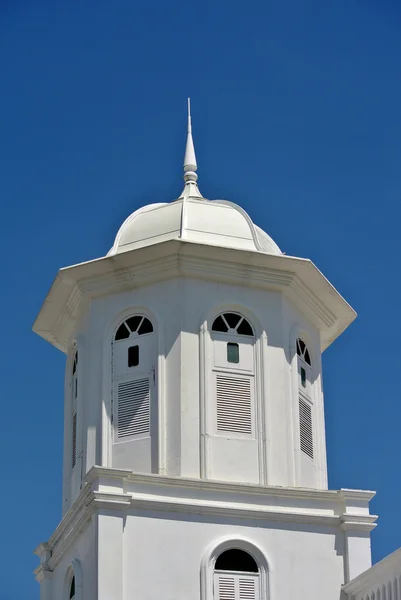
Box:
[33,105,377,600]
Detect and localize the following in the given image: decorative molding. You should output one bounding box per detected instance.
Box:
[85,466,375,502]
[340,514,377,532]
[35,466,377,575]
[33,240,355,354]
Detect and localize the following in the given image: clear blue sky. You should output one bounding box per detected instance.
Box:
[1,1,401,597]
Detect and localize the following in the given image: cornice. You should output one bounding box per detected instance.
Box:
[33,239,355,353]
[35,467,377,574]
[85,466,372,504]
[339,488,376,502]
[340,514,378,532]
[127,494,341,525]
[34,564,52,583]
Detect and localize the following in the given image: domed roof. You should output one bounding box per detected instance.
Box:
[108,100,281,257]
[108,197,281,256]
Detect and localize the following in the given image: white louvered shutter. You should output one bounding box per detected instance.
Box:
[299,397,314,459]
[214,573,258,600]
[117,377,150,439]
[215,373,254,436]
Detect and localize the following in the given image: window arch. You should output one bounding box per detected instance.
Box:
[63,561,82,600]
[212,312,254,337]
[112,314,155,443]
[114,316,153,341]
[296,338,314,459]
[296,338,311,366]
[214,548,260,600]
[215,549,259,573]
[71,350,78,469]
[201,538,269,600]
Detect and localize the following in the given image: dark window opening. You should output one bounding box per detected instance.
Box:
[237,319,254,336]
[224,313,241,329]
[138,317,154,335]
[215,549,258,573]
[115,322,130,340]
[70,576,75,598]
[301,367,306,388]
[297,339,305,356]
[128,345,139,367]
[72,352,78,375]
[212,315,228,332]
[227,342,239,364]
[297,338,311,366]
[74,378,78,398]
[126,316,142,333]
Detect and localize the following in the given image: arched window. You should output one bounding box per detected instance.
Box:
[296,338,314,459]
[112,315,155,442]
[71,351,78,469]
[214,549,259,600]
[212,313,254,337]
[210,313,255,437]
[69,576,75,599]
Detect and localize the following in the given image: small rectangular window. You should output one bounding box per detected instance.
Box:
[301,366,306,388]
[227,342,239,364]
[128,345,139,367]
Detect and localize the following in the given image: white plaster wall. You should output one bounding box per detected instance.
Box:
[63,273,327,509]
[121,510,346,600]
[44,519,97,600]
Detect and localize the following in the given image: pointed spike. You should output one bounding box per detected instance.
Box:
[178,98,203,200]
[184,97,197,172]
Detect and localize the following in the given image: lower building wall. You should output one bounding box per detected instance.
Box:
[109,510,347,600]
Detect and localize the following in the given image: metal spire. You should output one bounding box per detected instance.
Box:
[179,98,203,199]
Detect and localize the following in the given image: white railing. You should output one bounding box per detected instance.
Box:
[343,548,401,600]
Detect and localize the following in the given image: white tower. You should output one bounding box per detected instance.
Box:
[34,104,377,600]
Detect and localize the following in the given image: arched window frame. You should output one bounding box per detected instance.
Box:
[199,306,268,484]
[296,337,314,460]
[200,538,270,600]
[63,561,82,600]
[101,307,165,472]
[111,314,155,443]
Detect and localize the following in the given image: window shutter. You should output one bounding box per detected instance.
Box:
[117,377,150,439]
[299,397,314,458]
[215,573,258,600]
[238,576,257,600]
[216,575,236,600]
[216,374,253,436]
[72,413,77,468]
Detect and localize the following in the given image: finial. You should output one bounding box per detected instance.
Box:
[179,98,203,199]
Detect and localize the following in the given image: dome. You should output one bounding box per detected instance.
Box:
[108,198,281,256]
[108,101,281,257]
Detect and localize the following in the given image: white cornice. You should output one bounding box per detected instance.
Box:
[85,466,374,502]
[33,239,356,353]
[34,467,377,573]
